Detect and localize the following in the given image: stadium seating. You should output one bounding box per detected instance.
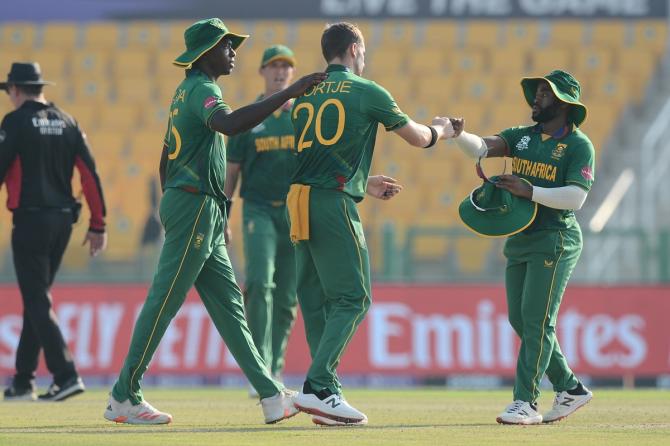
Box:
[0,18,664,275]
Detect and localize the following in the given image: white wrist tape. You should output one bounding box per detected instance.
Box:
[454,131,488,159]
[531,185,588,210]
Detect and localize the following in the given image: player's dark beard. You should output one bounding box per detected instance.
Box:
[532,101,562,123]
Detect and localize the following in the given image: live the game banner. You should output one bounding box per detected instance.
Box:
[0,284,668,378]
[3,0,666,21]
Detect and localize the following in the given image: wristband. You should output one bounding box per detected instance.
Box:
[423,125,438,148]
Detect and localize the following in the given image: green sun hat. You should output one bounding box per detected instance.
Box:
[174,18,249,68]
[520,69,588,127]
[458,177,538,238]
[261,44,296,68]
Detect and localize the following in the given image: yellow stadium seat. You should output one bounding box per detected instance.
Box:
[462,21,502,48]
[114,76,155,104]
[579,104,621,153]
[489,47,528,75]
[617,49,657,79]
[98,103,142,131]
[488,103,532,132]
[530,48,571,74]
[584,74,631,106]
[71,78,112,104]
[111,50,153,77]
[461,75,496,102]
[124,21,165,49]
[422,21,458,48]
[449,102,487,130]
[0,23,36,49]
[143,104,170,133]
[165,20,196,49]
[294,21,328,46]
[30,49,70,81]
[379,21,417,47]
[407,47,446,75]
[130,131,164,163]
[633,20,668,54]
[61,104,97,133]
[43,82,71,106]
[235,45,265,76]
[454,237,494,275]
[574,48,614,75]
[247,21,289,49]
[448,50,486,74]
[367,48,405,76]
[591,21,627,47]
[1,50,30,70]
[292,47,326,74]
[373,75,412,106]
[503,21,540,49]
[41,22,79,49]
[546,22,587,48]
[82,22,120,48]
[72,49,111,77]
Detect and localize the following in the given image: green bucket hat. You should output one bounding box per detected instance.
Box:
[174,18,249,68]
[459,177,538,238]
[261,44,296,68]
[520,69,588,127]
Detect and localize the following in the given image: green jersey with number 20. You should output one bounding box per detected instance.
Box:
[290,64,409,202]
[163,69,231,203]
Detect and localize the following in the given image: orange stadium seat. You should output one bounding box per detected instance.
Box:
[0,22,36,49]
[448,49,486,74]
[379,21,417,48]
[41,22,80,49]
[98,103,142,131]
[617,49,657,80]
[454,236,495,275]
[63,104,97,133]
[461,75,496,102]
[30,49,70,81]
[574,48,614,75]
[489,47,527,76]
[247,21,289,49]
[591,21,627,47]
[407,47,446,75]
[367,48,405,77]
[530,48,572,74]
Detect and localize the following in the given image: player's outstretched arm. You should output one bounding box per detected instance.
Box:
[209,72,328,136]
[366,175,403,200]
[452,119,508,158]
[393,117,455,148]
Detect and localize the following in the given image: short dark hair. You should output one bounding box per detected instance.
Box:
[321,22,363,63]
[14,84,43,96]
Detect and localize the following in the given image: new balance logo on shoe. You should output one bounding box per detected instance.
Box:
[560,397,575,407]
[325,397,341,409]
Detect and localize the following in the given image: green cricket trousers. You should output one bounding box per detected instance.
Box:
[293,188,371,395]
[112,188,281,404]
[242,200,297,376]
[504,226,582,403]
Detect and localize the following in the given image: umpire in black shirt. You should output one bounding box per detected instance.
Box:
[0,63,107,401]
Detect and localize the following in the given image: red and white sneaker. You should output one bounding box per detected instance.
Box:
[295,392,368,425]
[261,389,299,424]
[496,400,542,425]
[103,394,173,425]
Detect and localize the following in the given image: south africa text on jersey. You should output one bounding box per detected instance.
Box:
[512,157,557,182]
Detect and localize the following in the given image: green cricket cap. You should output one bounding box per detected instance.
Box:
[173,18,249,68]
[261,44,296,68]
[521,69,588,127]
[459,177,538,238]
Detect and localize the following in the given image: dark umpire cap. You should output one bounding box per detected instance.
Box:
[0,62,55,91]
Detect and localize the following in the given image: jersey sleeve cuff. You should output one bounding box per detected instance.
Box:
[566,180,591,191]
[385,116,410,131]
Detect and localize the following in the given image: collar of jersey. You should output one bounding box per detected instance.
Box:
[326,64,350,73]
[532,123,574,140]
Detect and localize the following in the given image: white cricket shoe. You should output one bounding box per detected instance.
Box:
[294,392,368,425]
[260,389,299,424]
[496,400,542,425]
[103,394,173,425]
[543,386,593,423]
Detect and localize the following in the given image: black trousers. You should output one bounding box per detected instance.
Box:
[11,210,77,388]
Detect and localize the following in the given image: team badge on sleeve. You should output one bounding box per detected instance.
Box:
[203,96,219,109]
[581,166,594,181]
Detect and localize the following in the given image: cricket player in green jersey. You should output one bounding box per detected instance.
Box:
[103,18,327,425]
[453,70,595,425]
[288,22,455,426]
[224,45,299,397]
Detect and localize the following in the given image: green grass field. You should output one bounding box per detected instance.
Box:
[0,388,668,445]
